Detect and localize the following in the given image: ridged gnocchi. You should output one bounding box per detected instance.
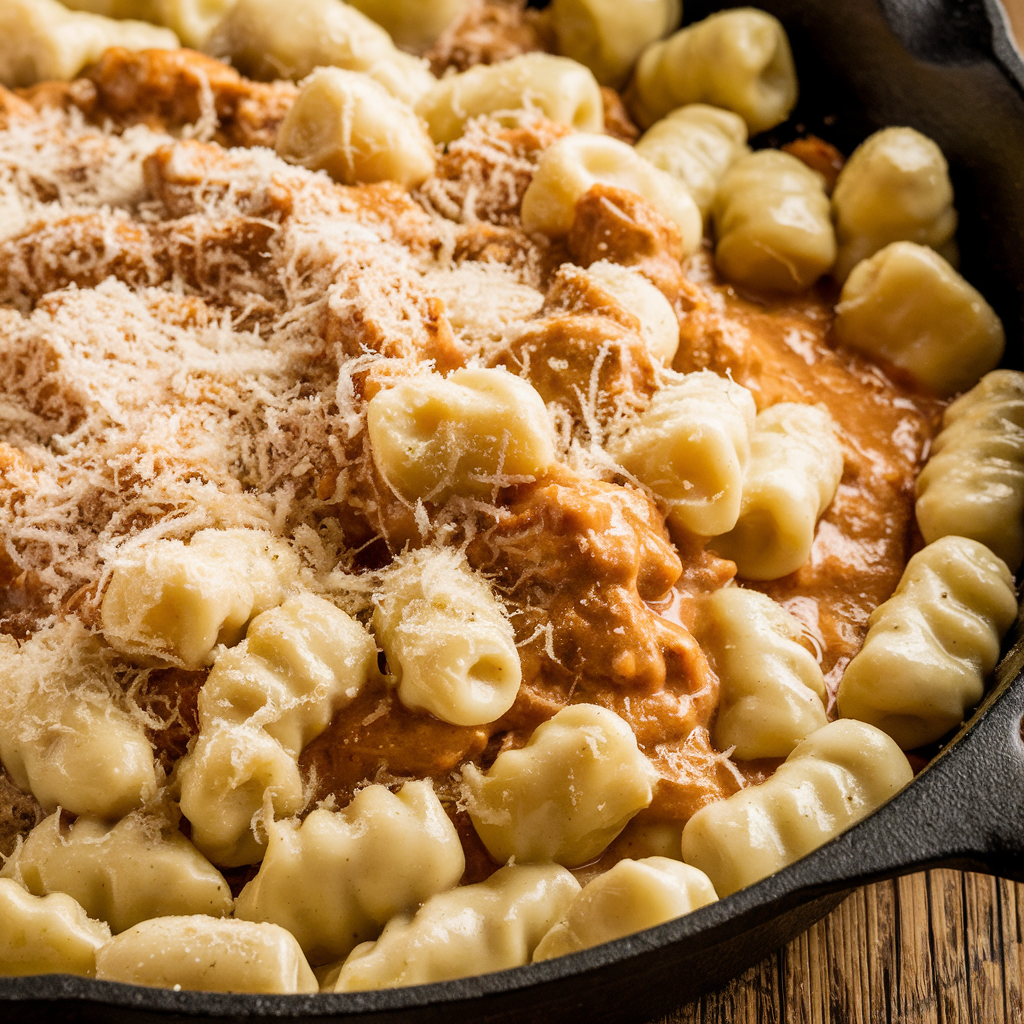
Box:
[346,0,469,52]
[608,371,756,538]
[635,103,750,219]
[682,720,913,896]
[61,0,233,48]
[833,241,1005,397]
[95,916,319,994]
[585,260,680,366]
[0,0,178,87]
[373,548,521,727]
[548,0,681,89]
[711,403,844,580]
[532,857,717,961]
[837,536,1017,749]
[697,587,827,760]
[206,0,434,105]
[177,593,378,866]
[462,703,656,867]
[276,68,436,189]
[416,52,603,145]
[367,368,556,505]
[627,7,798,133]
[327,864,581,991]
[101,528,299,671]
[0,625,158,820]
[1,813,232,934]
[234,782,463,965]
[831,126,957,283]
[712,150,836,293]
[0,880,110,978]
[521,132,703,252]
[916,370,1024,570]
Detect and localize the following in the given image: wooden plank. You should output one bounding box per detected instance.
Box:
[928,868,971,1023]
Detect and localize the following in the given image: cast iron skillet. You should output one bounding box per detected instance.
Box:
[4,0,1024,1020]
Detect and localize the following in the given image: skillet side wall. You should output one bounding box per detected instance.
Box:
[4,0,1024,1021]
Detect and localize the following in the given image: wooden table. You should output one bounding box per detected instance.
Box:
[656,8,1024,1021]
[657,872,1024,1023]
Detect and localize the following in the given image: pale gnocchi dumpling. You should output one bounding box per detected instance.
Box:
[62,0,234,48]
[95,916,319,994]
[0,625,158,820]
[234,782,464,965]
[608,371,756,538]
[326,864,582,992]
[206,0,434,105]
[916,370,1024,570]
[346,0,469,52]
[547,0,681,89]
[833,241,1005,397]
[831,127,957,283]
[711,403,844,581]
[836,536,1017,750]
[627,7,798,133]
[712,150,836,293]
[635,104,750,219]
[0,879,110,978]
[101,528,300,671]
[0,0,178,88]
[697,587,827,760]
[462,703,656,867]
[585,260,680,366]
[276,68,436,190]
[532,857,717,961]
[366,367,556,505]
[373,548,521,727]
[681,720,913,897]
[177,592,378,866]
[415,52,603,145]
[1,813,232,934]
[520,132,702,253]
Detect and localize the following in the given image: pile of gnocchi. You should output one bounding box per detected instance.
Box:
[0,0,1021,1002]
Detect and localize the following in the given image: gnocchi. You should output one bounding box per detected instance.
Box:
[548,0,681,89]
[712,149,836,293]
[837,536,1017,749]
[682,720,913,897]
[366,367,557,504]
[416,53,603,145]
[697,587,827,760]
[327,864,582,991]
[832,127,958,283]
[0,880,110,978]
[462,704,656,867]
[373,548,521,727]
[608,371,756,538]
[95,916,319,993]
[520,132,703,251]
[635,103,750,219]
[178,593,377,866]
[626,7,798,133]
[0,0,177,87]
[1,813,232,933]
[833,241,1005,397]
[101,528,299,671]
[710,403,844,580]
[532,857,717,961]
[206,0,434,105]
[276,68,436,189]
[234,782,464,965]
[916,370,1024,569]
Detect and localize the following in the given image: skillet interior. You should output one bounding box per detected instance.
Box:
[4,0,1024,1020]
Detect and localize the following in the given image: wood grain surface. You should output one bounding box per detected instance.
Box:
[656,872,1024,1024]
[653,10,1024,1022]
